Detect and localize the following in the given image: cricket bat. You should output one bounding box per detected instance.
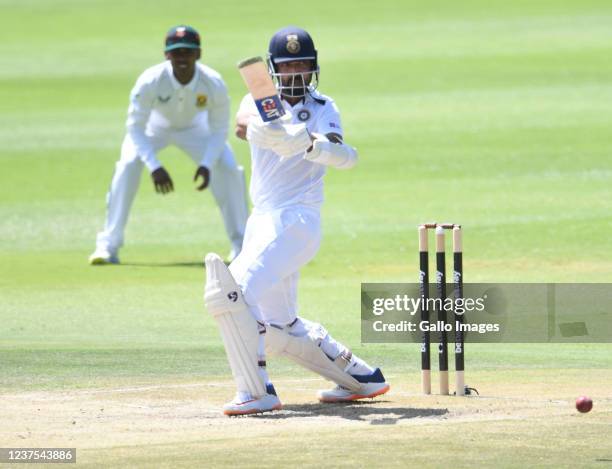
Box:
[237,56,286,122]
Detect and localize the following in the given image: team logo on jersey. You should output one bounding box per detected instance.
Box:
[286,34,301,54]
[196,94,207,108]
[297,109,311,122]
[158,95,171,103]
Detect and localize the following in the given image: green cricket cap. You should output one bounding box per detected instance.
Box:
[165,25,201,52]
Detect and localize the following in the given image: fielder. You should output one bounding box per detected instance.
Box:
[204,26,389,415]
[90,25,248,265]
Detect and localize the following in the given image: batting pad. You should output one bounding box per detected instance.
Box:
[204,253,267,398]
[265,324,361,391]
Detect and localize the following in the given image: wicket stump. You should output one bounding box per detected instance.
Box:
[418,222,465,396]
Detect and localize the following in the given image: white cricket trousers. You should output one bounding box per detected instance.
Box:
[229,205,321,325]
[229,205,364,375]
[95,127,248,254]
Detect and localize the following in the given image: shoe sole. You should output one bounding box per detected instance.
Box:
[223,403,282,416]
[89,257,119,265]
[89,258,108,265]
[318,384,390,403]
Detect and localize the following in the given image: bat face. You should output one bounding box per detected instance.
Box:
[238,56,286,122]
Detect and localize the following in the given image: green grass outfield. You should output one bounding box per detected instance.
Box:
[1,0,611,467]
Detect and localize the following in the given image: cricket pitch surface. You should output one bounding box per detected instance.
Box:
[2,369,611,468]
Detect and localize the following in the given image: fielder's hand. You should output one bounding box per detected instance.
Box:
[194,165,210,191]
[151,167,174,194]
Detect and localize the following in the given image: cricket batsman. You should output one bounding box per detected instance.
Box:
[203,26,389,415]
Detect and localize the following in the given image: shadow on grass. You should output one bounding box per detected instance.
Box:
[251,401,448,425]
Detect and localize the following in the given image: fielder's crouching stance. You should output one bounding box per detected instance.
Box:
[204,27,389,416]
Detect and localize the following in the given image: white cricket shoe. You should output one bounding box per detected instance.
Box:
[88,248,119,265]
[318,368,390,403]
[223,384,282,416]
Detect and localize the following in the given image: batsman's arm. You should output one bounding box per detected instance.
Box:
[235,110,251,140]
[235,94,259,141]
[304,132,358,170]
[302,99,355,169]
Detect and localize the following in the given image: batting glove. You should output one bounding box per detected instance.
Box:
[272,123,312,158]
[246,120,285,150]
[247,118,312,158]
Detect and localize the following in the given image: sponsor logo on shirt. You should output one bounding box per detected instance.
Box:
[158,95,171,103]
[329,122,339,128]
[196,94,207,108]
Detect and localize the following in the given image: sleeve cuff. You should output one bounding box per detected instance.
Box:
[200,139,226,168]
[200,154,215,169]
[142,155,162,172]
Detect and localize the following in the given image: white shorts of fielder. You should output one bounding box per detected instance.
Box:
[95,125,248,256]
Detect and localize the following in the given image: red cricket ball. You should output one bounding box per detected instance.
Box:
[576,396,593,413]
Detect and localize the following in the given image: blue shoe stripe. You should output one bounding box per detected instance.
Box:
[352,368,385,384]
[266,383,277,396]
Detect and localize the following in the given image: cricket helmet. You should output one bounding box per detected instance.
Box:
[267,26,319,98]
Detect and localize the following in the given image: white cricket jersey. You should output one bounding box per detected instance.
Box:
[126,61,230,171]
[238,90,344,212]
